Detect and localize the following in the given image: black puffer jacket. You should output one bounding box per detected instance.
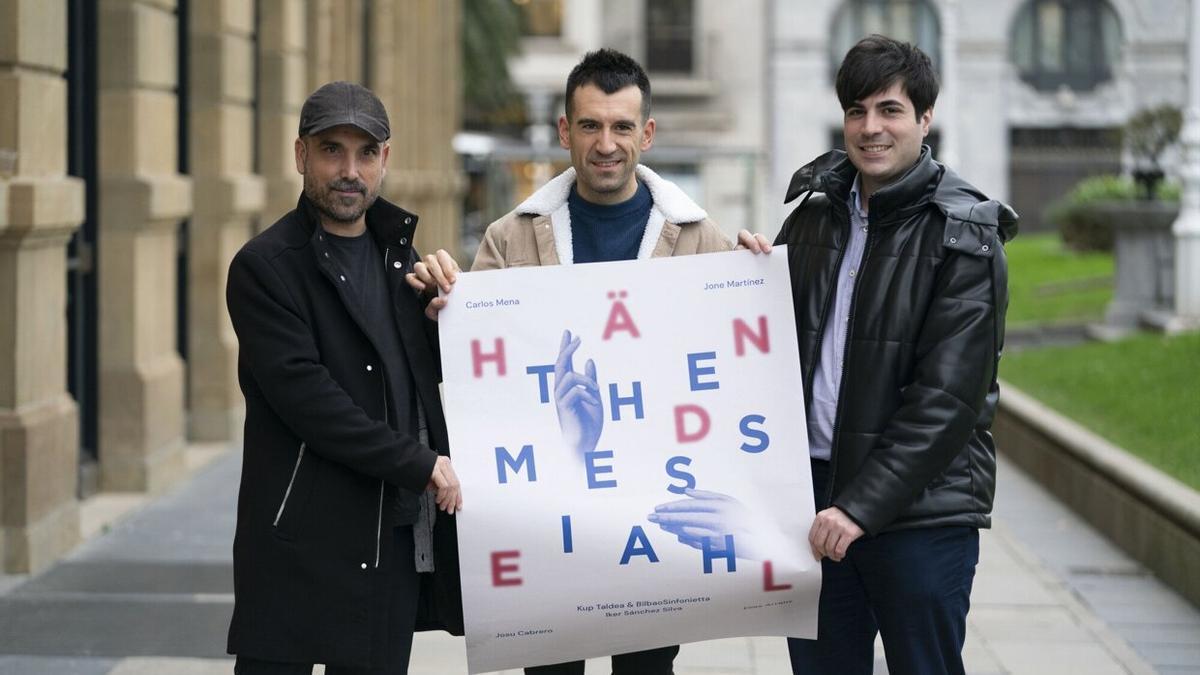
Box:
[776,147,1017,536]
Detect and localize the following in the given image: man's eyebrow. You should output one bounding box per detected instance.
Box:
[848,98,909,109]
[573,116,637,126]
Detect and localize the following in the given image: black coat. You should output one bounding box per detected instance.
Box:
[777,147,1018,536]
[225,194,463,667]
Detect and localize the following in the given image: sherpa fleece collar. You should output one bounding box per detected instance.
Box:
[515,164,707,224]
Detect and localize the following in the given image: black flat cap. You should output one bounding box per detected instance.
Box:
[299,81,390,142]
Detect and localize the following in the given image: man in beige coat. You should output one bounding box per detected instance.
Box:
[409,48,730,674]
[469,158,729,271]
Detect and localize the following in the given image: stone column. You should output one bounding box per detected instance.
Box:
[381,0,464,255]
[0,0,85,573]
[97,0,191,492]
[259,0,307,224]
[329,0,366,81]
[1172,0,1200,329]
[307,0,365,88]
[188,1,265,441]
[305,0,332,89]
[937,0,960,169]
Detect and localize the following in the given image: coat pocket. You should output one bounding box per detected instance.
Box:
[273,443,316,540]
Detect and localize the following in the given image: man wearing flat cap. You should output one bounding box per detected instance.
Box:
[225,81,464,674]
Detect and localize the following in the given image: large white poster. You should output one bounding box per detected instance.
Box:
[438,248,819,673]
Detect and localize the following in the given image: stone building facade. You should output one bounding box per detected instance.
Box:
[0,0,464,574]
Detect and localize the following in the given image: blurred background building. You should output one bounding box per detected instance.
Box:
[461,0,1189,242]
[0,0,1194,576]
[770,0,1188,231]
[457,0,771,255]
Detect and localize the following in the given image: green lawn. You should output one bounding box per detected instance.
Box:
[1001,331,1200,489]
[1004,232,1113,327]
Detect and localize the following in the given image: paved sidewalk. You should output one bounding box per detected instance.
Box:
[0,449,1195,674]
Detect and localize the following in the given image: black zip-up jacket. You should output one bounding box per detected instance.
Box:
[225,194,463,668]
[777,147,1017,536]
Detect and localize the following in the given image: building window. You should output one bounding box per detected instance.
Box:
[830,0,941,82]
[646,0,694,73]
[515,0,563,37]
[1011,0,1121,92]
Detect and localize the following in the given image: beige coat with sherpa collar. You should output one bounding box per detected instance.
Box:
[471,164,732,270]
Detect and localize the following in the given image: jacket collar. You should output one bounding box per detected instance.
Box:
[294,192,419,248]
[788,146,940,215]
[516,164,708,224]
[785,146,1017,240]
[787,147,943,224]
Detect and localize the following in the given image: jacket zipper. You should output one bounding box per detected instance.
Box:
[804,204,850,403]
[274,442,307,526]
[373,246,393,569]
[826,210,876,505]
[374,368,387,568]
[375,482,385,568]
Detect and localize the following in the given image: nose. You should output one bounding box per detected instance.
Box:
[862,110,883,135]
[338,153,361,180]
[596,129,617,155]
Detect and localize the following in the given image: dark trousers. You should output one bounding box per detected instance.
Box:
[234,525,420,675]
[525,645,680,675]
[788,460,979,675]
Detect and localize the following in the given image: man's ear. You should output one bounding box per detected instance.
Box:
[919,107,934,137]
[641,117,656,151]
[558,115,570,149]
[294,137,307,175]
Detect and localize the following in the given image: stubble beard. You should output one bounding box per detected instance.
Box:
[580,155,634,200]
[304,172,379,225]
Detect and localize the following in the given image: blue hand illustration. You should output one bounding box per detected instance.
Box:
[648,489,779,561]
[554,329,603,457]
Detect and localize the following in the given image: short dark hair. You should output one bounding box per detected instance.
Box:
[836,35,939,118]
[564,48,652,121]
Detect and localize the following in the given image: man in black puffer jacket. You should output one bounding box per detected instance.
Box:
[740,35,1017,675]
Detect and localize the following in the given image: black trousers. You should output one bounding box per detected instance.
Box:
[524,645,680,675]
[234,525,420,675]
[788,461,979,675]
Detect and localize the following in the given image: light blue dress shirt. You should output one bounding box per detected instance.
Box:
[809,175,869,461]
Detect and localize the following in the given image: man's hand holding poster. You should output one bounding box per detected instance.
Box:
[438,248,819,673]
